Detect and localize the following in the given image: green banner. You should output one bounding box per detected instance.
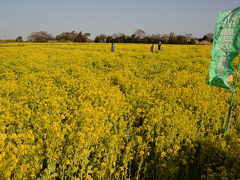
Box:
[208,7,240,89]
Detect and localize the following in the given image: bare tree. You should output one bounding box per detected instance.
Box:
[150,33,161,40]
[27,31,53,42]
[112,33,121,38]
[99,34,107,42]
[184,34,192,42]
[134,29,146,38]
[69,31,78,41]
[160,34,169,43]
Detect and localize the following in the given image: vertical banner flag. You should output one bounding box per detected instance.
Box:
[208,7,240,89]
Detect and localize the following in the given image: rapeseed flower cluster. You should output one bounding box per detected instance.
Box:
[0,43,239,179]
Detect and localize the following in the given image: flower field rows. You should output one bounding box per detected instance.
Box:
[0,43,240,179]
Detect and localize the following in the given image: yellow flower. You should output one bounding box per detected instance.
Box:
[161,151,166,158]
[101,162,106,167]
[182,159,187,165]
[167,148,173,154]
[1,43,239,179]
[137,136,142,143]
[110,169,114,174]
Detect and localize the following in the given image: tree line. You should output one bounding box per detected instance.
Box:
[2,29,214,44]
[27,31,91,42]
[95,30,213,44]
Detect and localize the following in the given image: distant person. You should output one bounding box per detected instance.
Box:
[111,43,115,52]
[151,43,155,53]
[158,41,162,51]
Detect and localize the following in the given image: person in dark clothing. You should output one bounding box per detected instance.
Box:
[158,41,162,51]
[111,43,115,52]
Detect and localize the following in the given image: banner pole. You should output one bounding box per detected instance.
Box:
[223,60,240,137]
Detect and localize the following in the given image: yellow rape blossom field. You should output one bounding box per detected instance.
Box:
[0,43,240,179]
